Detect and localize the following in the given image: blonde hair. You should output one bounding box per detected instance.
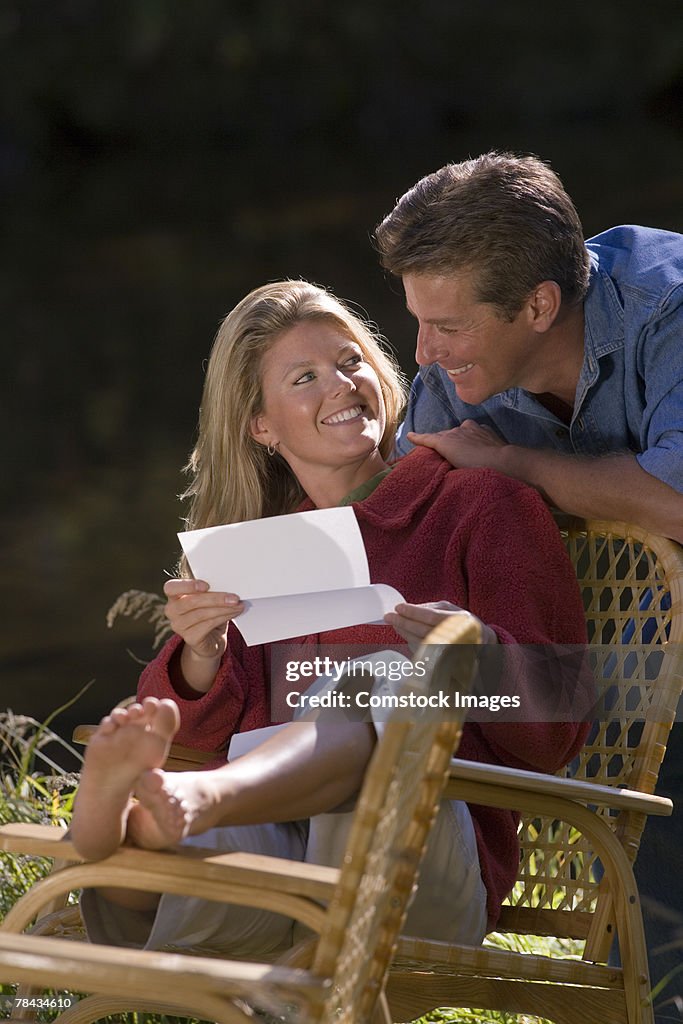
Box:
[181,280,406,555]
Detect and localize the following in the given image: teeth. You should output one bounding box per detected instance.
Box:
[325,405,364,424]
[447,363,474,377]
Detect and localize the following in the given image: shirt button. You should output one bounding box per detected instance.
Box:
[555,428,568,438]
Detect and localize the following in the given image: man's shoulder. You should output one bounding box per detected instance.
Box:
[587,225,683,300]
[587,224,683,253]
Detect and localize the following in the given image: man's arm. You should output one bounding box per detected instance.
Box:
[501,447,683,544]
[408,422,683,543]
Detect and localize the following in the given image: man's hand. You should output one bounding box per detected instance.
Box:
[385,601,496,656]
[407,419,506,469]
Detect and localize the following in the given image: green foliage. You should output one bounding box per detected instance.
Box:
[0,706,81,920]
[0,706,82,1014]
[411,1011,552,1024]
[0,684,89,788]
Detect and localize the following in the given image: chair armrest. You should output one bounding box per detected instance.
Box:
[447,759,673,816]
[0,822,338,902]
[1,823,338,935]
[0,823,82,861]
[72,725,218,771]
[0,931,325,1020]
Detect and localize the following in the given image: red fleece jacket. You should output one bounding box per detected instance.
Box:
[138,448,589,927]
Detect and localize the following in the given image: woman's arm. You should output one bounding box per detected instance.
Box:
[163,578,245,693]
[137,629,271,759]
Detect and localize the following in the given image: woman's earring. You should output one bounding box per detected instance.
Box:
[267,442,277,456]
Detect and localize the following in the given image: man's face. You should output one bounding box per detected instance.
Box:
[403,271,538,405]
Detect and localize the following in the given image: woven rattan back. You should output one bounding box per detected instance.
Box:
[499,519,683,950]
[312,613,482,1023]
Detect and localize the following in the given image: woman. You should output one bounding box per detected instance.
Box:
[71,280,588,956]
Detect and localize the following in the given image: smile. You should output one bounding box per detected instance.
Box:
[322,404,366,425]
[446,363,474,378]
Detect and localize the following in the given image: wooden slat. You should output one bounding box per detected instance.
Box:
[395,934,623,987]
[0,823,338,901]
[447,759,673,816]
[494,905,593,940]
[386,972,626,1024]
[0,932,325,1024]
[72,726,217,771]
[0,824,79,860]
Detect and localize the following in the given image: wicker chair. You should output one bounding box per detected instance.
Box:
[387,518,683,1024]
[0,614,482,1024]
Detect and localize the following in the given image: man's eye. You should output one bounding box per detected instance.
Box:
[294,371,315,385]
[437,325,457,335]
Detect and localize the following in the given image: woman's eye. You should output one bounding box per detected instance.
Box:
[343,353,363,367]
[293,371,315,385]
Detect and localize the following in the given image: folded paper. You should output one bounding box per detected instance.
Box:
[178,506,404,644]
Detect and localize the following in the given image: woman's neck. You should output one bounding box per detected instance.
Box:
[299,450,390,508]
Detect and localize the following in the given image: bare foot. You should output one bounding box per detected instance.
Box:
[70,698,180,860]
[127,768,222,850]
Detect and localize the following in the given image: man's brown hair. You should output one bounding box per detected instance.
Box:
[375,152,590,321]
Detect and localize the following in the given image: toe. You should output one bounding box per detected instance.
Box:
[138,698,161,724]
[155,699,181,738]
[110,706,135,726]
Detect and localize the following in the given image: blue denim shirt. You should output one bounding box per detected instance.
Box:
[395,225,683,493]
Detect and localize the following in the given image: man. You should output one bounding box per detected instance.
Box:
[375,151,683,1020]
[374,151,683,543]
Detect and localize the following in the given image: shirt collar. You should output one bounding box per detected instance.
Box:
[298,449,451,527]
[500,260,623,415]
[582,256,625,360]
[338,467,393,506]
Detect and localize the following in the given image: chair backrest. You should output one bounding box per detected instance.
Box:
[312,613,482,1023]
[498,518,683,953]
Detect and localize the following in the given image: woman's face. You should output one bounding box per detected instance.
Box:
[251,319,387,483]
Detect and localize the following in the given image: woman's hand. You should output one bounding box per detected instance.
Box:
[164,578,244,657]
[164,579,245,693]
[384,601,497,655]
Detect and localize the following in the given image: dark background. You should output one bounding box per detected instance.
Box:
[2,0,683,737]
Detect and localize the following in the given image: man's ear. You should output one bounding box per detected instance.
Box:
[526,281,562,333]
[249,413,274,448]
